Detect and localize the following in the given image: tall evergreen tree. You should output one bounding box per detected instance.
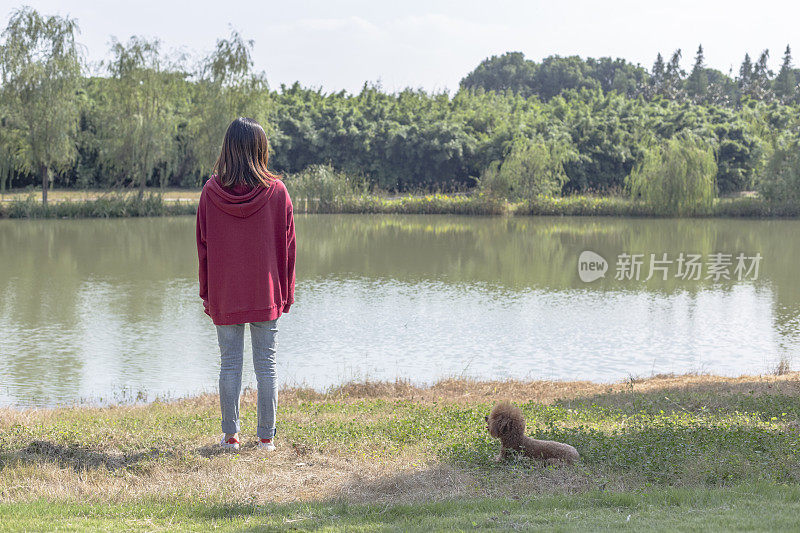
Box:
[774,45,797,103]
[737,53,753,101]
[686,45,709,102]
[648,52,666,98]
[663,49,686,100]
[751,49,774,101]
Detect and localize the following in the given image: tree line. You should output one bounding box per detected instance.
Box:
[461,46,800,106]
[1,7,800,205]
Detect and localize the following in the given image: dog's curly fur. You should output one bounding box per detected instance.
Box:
[486,400,579,464]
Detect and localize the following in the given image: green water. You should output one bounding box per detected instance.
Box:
[1,214,797,406]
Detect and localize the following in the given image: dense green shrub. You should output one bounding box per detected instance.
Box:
[283,164,367,213]
[0,192,195,218]
[626,136,718,216]
[712,120,761,193]
[479,136,574,200]
[758,137,800,207]
[515,195,654,216]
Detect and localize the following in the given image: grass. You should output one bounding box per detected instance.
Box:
[300,193,509,215]
[0,190,196,218]
[3,483,800,531]
[0,187,201,202]
[1,373,800,530]
[3,187,800,219]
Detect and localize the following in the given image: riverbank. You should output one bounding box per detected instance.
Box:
[2,188,799,218]
[2,373,799,530]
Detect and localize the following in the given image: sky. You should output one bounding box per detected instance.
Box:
[0,0,797,94]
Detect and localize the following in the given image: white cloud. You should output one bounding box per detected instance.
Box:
[289,16,381,35]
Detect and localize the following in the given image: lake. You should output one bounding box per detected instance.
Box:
[1,214,797,407]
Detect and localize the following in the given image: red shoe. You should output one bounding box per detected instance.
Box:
[220,436,240,450]
[258,438,275,451]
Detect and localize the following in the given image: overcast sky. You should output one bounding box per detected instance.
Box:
[1,0,797,94]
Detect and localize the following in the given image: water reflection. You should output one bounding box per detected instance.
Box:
[0,214,798,406]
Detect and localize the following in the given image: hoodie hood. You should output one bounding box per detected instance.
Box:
[205,176,276,218]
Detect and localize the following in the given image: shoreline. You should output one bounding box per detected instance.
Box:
[1,189,799,218]
[3,371,798,412]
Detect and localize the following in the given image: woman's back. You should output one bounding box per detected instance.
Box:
[196,174,295,326]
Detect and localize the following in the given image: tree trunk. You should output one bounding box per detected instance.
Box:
[138,166,145,200]
[139,153,150,200]
[40,163,48,206]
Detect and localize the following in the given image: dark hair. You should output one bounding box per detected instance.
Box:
[213,117,281,188]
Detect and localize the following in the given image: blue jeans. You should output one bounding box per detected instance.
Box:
[215,319,278,440]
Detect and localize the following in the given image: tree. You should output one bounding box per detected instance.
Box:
[663,50,686,100]
[459,52,537,96]
[0,136,18,195]
[686,45,709,102]
[0,7,83,205]
[751,50,774,101]
[532,55,599,100]
[737,53,753,102]
[647,53,666,98]
[586,57,648,98]
[191,28,269,185]
[479,135,575,200]
[758,134,800,206]
[774,45,797,103]
[626,135,717,216]
[461,53,645,100]
[99,36,183,197]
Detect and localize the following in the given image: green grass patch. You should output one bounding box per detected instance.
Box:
[2,377,800,529]
[297,193,509,215]
[2,483,800,531]
[0,192,196,218]
[4,189,799,218]
[2,379,799,492]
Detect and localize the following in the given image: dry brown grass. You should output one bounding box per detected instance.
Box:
[773,357,793,376]
[2,373,800,506]
[276,372,800,405]
[0,445,596,505]
[3,371,798,433]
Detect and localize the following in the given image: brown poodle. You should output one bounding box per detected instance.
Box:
[486,400,579,465]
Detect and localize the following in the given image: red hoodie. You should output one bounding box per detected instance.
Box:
[196,175,295,325]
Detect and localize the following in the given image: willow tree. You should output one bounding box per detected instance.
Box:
[479,134,576,200]
[191,28,270,183]
[0,7,82,205]
[0,118,23,195]
[626,136,717,216]
[100,36,182,197]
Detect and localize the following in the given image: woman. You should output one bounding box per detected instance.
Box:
[196,117,296,451]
